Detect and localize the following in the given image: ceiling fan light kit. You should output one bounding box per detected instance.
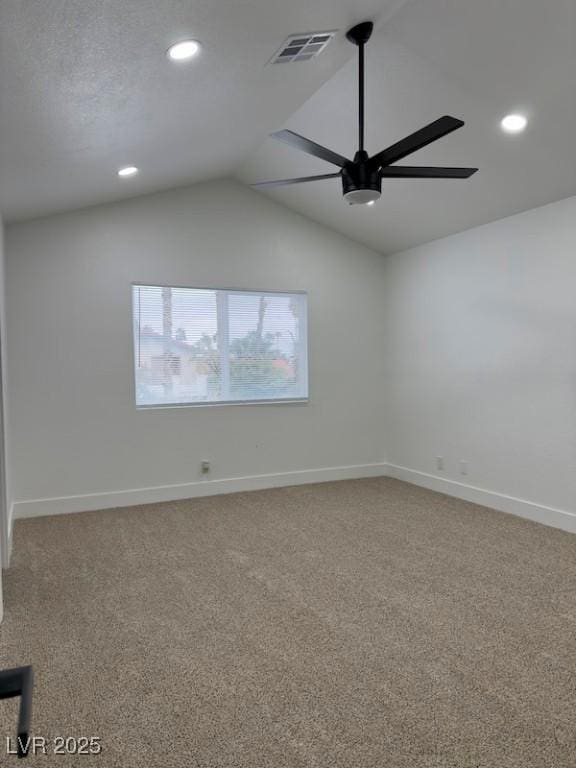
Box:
[342,151,382,204]
[253,21,478,205]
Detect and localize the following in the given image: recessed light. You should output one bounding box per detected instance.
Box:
[500,113,527,134]
[366,200,375,206]
[118,166,139,178]
[167,40,201,62]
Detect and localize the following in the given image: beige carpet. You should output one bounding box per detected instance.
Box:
[0,478,575,767]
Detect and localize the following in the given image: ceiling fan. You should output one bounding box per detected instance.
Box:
[253,21,478,205]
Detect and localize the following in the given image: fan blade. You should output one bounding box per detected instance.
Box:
[271,130,350,168]
[380,166,478,179]
[370,116,465,169]
[251,173,341,189]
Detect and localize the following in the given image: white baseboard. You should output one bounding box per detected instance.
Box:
[385,463,576,534]
[1,502,13,569]
[12,461,576,535]
[7,502,13,564]
[13,463,389,520]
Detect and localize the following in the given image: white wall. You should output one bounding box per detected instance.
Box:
[6,180,387,517]
[0,216,8,616]
[0,216,12,526]
[5,181,575,531]
[382,195,576,528]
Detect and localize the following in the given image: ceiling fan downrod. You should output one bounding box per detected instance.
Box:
[345,21,374,154]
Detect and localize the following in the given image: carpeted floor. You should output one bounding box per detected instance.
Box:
[0,477,575,767]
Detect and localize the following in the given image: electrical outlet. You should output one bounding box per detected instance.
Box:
[436,456,444,472]
[201,461,211,474]
[460,460,468,476]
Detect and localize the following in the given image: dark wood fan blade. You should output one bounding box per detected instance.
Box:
[271,130,350,168]
[370,116,465,170]
[380,166,478,178]
[251,173,341,188]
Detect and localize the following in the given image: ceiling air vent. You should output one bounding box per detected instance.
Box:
[269,31,337,64]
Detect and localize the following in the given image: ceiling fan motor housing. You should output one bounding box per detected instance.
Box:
[342,151,382,204]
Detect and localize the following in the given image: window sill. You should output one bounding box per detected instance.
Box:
[136,398,309,411]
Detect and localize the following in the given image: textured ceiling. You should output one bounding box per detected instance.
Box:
[1,0,575,256]
[0,0,404,222]
[238,0,576,254]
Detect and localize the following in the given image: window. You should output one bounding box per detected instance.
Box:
[132,285,308,407]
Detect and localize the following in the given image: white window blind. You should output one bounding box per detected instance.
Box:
[132,285,308,407]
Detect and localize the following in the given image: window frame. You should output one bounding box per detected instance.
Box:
[131,283,309,409]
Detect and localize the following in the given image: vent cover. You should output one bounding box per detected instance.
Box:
[269,31,337,64]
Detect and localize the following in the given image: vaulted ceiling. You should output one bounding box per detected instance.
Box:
[0,0,401,222]
[238,0,576,253]
[1,0,575,255]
